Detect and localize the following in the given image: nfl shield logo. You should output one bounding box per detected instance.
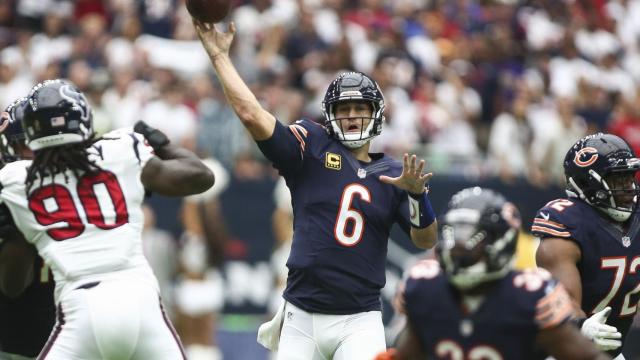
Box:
[357,168,366,179]
[622,236,631,247]
[460,319,473,337]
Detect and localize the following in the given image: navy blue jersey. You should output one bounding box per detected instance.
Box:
[532,198,640,354]
[403,260,572,360]
[257,119,415,314]
[0,255,55,357]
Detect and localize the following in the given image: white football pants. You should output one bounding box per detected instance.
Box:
[37,277,185,360]
[277,302,386,360]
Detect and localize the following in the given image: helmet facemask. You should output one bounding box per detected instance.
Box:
[437,205,519,291]
[324,101,382,149]
[564,133,640,223]
[567,168,640,222]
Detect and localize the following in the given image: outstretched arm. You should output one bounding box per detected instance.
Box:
[136,121,215,196]
[193,20,276,140]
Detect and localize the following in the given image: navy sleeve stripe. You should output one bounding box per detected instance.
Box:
[531,225,571,238]
[533,218,566,229]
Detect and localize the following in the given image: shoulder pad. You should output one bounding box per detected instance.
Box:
[0,160,29,187]
[407,259,441,281]
[101,127,134,140]
[402,259,447,316]
[512,267,552,292]
[531,198,580,239]
[290,119,326,137]
[285,119,328,155]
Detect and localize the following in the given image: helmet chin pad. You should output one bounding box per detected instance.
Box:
[603,206,633,222]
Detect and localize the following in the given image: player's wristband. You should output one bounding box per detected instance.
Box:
[571,317,587,329]
[408,189,435,229]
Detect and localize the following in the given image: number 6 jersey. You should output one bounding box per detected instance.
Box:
[257,119,416,315]
[532,197,640,354]
[0,128,156,303]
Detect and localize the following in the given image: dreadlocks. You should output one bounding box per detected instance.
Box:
[25,137,103,193]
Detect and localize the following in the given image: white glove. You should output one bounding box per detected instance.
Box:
[581,307,622,351]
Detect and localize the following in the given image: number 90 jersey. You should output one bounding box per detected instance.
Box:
[257,119,415,314]
[0,129,156,302]
[531,197,640,354]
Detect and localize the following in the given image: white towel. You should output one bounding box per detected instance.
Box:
[257,301,286,351]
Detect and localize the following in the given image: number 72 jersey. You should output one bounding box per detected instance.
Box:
[0,129,156,302]
[531,197,640,348]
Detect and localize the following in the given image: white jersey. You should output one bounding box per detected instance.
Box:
[0,128,156,302]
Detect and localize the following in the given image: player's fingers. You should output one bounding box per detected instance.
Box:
[409,154,417,173]
[596,329,622,339]
[229,21,237,34]
[594,323,619,334]
[403,153,409,170]
[595,307,612,321]
[193,18,213,33]
[420,172,433,183]
[595,338,622,350]
[192,18,203,32]
[594,337,622,345]
[416,159,425,175]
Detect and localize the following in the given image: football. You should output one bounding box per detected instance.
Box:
[186,0,231,23]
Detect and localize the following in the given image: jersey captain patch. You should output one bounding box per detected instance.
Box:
[325,152,341,170]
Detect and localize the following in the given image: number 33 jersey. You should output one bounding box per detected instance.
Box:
[531,197,640,349]
[403,260,573,360]
[0,129,156,302]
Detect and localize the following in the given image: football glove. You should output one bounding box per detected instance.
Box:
[133,120,170,152]
[580,307,622,351]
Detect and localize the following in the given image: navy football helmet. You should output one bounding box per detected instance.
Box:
[436,187,521,290]
[321,72,385,149]
[564,133,640,222]
[0,97,28,162]
[23,79,93,151]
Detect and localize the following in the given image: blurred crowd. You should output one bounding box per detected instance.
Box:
[2,0,640,185]
[4,0,640,359]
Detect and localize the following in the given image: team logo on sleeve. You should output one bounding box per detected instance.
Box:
[325,152,341,170]
[574,147,599,167]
